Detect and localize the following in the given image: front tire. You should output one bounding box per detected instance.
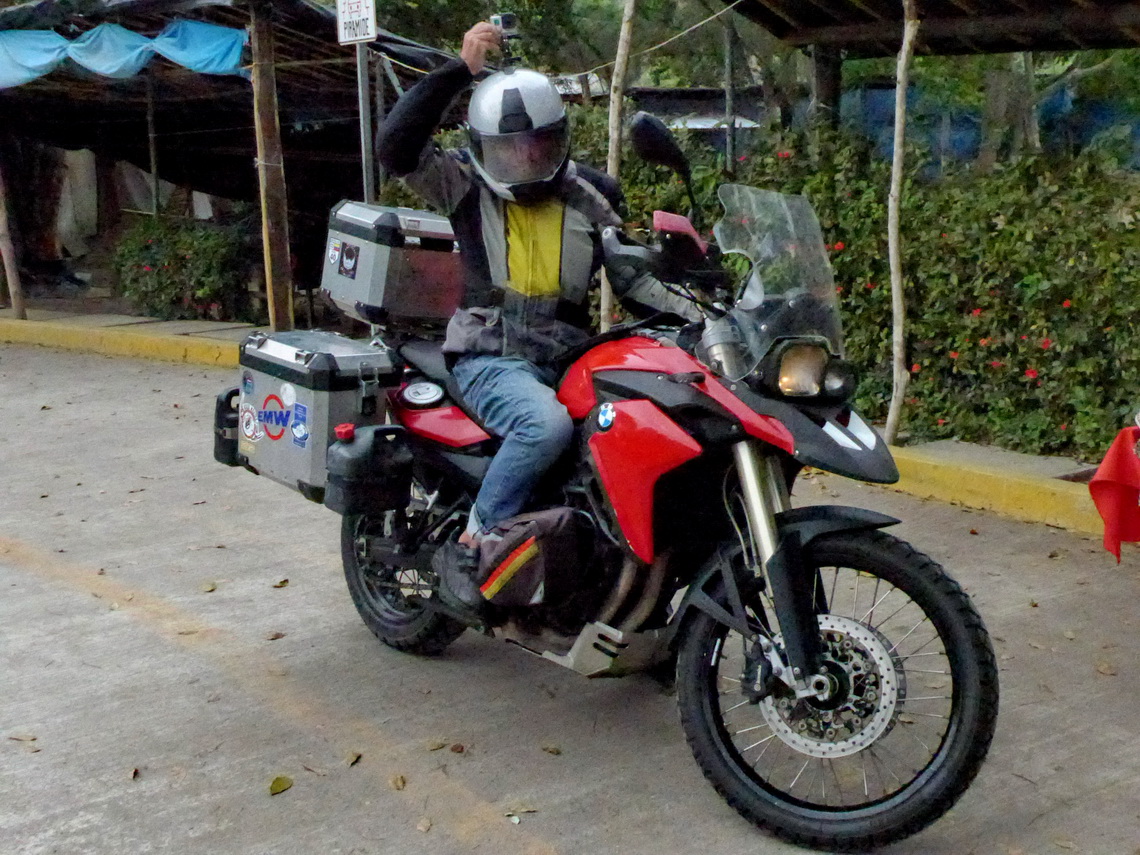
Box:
[675,530,998,851]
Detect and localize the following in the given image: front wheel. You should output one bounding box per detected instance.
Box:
[675,530,998,851]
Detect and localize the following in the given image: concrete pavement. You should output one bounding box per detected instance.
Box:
[3,342,1140,854]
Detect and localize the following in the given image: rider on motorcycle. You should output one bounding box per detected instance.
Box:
[378,21,695,617]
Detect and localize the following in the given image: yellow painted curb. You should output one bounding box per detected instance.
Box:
[0,319,239,367]
[891,445,1102,535]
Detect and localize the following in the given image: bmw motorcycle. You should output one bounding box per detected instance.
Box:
[226,115,999,851]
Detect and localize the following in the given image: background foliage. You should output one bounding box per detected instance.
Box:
[114,215,262,322]
[393,103,1138,460]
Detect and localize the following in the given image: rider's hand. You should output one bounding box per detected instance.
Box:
[460,22,501,75]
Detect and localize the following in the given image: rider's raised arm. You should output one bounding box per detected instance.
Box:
[377,57,475,215]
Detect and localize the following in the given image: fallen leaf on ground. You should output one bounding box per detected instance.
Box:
[272,579,289,588]
[898,714,916,724]
[541,744,562,755]
[266,631,286,641]
[269,775,293,795]
[302,764,327,776]
[449,743,465,754]
[1052,839,1077,850]
[7,734,37,742]
[389,774,406,791]
[969,529,978,535]
[1028,641,1044,650]
[509,815,521,824]
[427,741,447,751]
[346,751,362,767]
[416,817,432,833]
[1096,662,1118,676]
[201,582,217,593]
[1063,631,1076,640]
[131,768,140,780]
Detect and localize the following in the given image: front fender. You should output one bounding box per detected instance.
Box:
[666,504,899,643]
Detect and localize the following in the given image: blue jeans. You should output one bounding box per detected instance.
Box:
[451,354,573,537]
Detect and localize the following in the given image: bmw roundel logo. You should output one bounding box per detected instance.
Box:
[597,403,616,431]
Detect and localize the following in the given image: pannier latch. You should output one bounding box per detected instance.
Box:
[358,364,381,417]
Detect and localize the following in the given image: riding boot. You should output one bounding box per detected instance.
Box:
[431,540,486,620]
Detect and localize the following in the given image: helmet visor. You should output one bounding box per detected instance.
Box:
[471,119,569,186]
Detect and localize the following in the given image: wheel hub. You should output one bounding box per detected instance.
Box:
[758,615,903,758]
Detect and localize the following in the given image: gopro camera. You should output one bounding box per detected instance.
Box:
[490,12,520,39]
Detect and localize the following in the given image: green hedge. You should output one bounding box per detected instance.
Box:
[385,104,1140,459]
[114,215,261,323]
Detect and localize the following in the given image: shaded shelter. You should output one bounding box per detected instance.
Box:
[0,0,450,215]
[728,0,1140,57]
[0,0,453,324]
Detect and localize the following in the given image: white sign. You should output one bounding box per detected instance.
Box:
[337,0,377,45]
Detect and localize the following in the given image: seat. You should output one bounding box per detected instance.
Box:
[398,339,451,384]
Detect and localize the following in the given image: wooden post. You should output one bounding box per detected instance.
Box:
[146,74,160,215]
[250,0,293,332]
[0,154,26,319]
[600,0,637,332]
[884,2,920,445]
[724,17,738,175]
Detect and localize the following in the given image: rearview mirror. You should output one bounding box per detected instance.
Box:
[629,112,690,180]
[628,111,700,229]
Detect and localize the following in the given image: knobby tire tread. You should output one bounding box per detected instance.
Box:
[341,514,466,657]
[676,529,999,852]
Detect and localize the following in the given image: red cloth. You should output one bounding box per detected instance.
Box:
[1089,426,1140,562]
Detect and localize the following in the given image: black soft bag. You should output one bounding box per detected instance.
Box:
[476,508,580,607]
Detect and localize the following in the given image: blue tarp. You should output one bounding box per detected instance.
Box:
[0,19,247,88]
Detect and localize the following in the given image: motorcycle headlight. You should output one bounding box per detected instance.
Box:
[764,342,857,402]
[777,343,828,396]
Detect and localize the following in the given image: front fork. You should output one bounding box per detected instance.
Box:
[708,331,829,701]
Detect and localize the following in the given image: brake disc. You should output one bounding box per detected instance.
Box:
[759,615,904,758]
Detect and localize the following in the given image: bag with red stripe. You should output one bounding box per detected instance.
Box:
[477,508,579,607]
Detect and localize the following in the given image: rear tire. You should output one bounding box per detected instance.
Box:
[675,530,998,851]
[342,505,466,656]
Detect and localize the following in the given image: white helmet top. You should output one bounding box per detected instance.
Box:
[466,67,570,203]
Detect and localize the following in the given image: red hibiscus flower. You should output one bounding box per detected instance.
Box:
[1024,368,1039,379]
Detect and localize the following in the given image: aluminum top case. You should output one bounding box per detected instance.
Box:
[320,201,464,325]
[235,330,402,502]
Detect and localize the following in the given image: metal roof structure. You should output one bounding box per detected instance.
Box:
[729,0,1140,58]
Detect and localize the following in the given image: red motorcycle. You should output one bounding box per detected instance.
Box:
[219,116,998,851]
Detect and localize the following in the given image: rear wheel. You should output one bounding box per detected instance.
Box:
[675,530,998,850]
[341,486,466,655]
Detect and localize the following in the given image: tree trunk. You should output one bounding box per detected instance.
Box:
[884,3,920,445]
[976,70,1012,174]
[599,0,637,333]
